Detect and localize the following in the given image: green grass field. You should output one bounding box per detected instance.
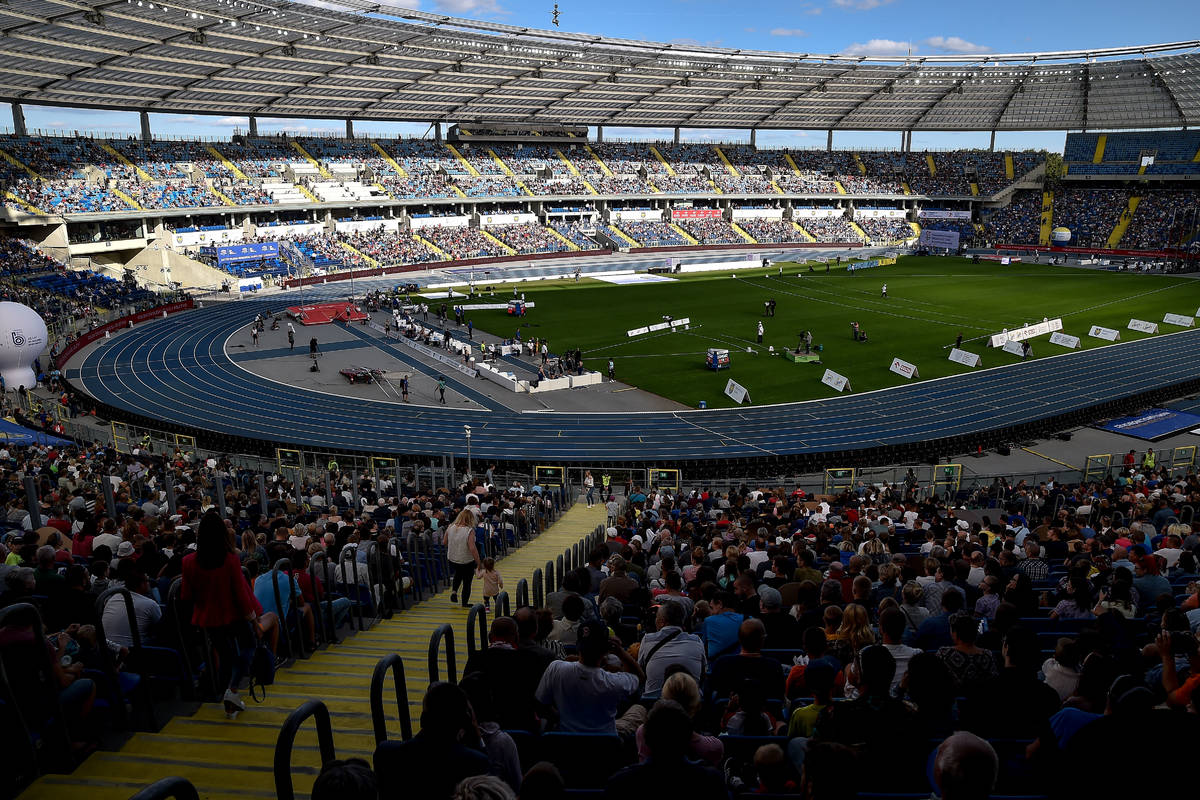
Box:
[468,256,1200,409]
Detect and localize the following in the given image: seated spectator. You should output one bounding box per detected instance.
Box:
[603,700,727,800]
[700,590,745,659]
[937,611,998,694]
[962,626,1059,739]
[462,616,546,732]
[374,681,489,800]
[638,600,706,693]
[460,672,522,794]
[705,618,785,701]
[635,671,723,767]
[311,758,378,800]
[100,564,161,647]
[534,618,645,735]
[933,732,998,800]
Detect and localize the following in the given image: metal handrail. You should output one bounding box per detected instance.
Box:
[494,590,511,617]
[427,624,457,684]
[532,569,543,609]
[273,700,337,800]
[515,578,529,608]
[128,777,200,800]
[466,603,488,660]
[369,654,413,745]
[308,551,338,646]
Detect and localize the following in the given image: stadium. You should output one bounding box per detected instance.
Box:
[0,0,1199,799]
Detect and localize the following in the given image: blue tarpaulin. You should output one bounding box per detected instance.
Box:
[0,418,74,447]
[1093,408,1200,441]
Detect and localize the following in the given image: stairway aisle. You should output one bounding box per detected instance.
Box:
[20,501,606,800]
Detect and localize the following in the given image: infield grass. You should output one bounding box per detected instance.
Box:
[466,256,1200,409]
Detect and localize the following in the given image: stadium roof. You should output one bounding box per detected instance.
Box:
[1,0,1199,131]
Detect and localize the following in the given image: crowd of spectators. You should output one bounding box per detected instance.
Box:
[984,190,1042,245]
[1122,192,1199,250]
[549,221,603,251]
[336,228,442,267]
[737,219,811,243]
[486,224,571,255]
[856,216,913,244]
[455,177,524,198]
[525,177,591,196]
[797,217,863,243]
[380,175,457,200]
[420,225,510,260]
[365,456,1200,799]
[1052,189,1130,248]
[611,221,689,247]
[713,174,776,194]
[652,175,714,194]
[675,217,744,245]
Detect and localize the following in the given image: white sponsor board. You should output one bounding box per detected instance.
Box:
[610,209,664,222]
[919,229,960,250]
[334,219,400,234]
[669,317,691,328]
[1128,318,1159,334]
[481,212,538,226]
[460,302,537,311]
[724,379,750,404]
[918,209,972,220]
[888,357,919,379]
[1002,339,1028,356]
[627,317,690,337]
[821,369,851,393]
[173,228,242,247]
[626,326,650,337]
[793,208,845,219]
[409,215,470,230]
[647,322,670,332]
[948,348,981,367]
[988,318,1063,348]
[1049,331,1081,349]
[678,258,761,274]
[855,208,908,219]
[1088,325,1120,341]
[1163,312,1195,327]
[731,208,785,220]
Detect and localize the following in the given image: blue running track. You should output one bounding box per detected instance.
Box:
[67,299,1200,463]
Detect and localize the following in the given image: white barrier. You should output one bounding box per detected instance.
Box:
[1163,312,1195,327]
[460,302,537,311]
[477,362,526,392]
[888,357,919,379]
[1049,332,1081,349]
[1088,325,1121,341]
[948,348,981,367]
[1002,340,1027,356]
[988,318,1063,347]
[529,376,572,393]
[1128,318,1159,334]
[821,369,851,393]
[678,258,761,274]
[570,373,603,388]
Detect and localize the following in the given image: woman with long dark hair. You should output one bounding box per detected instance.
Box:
[181,511,258,717]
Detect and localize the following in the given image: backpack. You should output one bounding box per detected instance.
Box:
[248,641,276,702]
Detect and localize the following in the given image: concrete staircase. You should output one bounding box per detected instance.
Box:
[1107,196,1141,248]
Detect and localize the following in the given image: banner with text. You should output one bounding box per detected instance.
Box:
[1095,408,1200,441]
[821,369,851,393]
[1088,325,1120,341]
[216,241,278,265]
[888,357,919,379]
[948,348,981,367]
[1163,312,1195,328]
[918,210,972,220]
[988,318,1063,348]
[1128,319,1159,334]
[672,208,722,220]
[724,379,750,404]
[1049,332,1081,349]
[919,229,960,250]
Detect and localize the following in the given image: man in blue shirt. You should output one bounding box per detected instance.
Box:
[700,591,745,659]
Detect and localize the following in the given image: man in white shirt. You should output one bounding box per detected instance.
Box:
[102,567,163,647]
[535,619,644,735]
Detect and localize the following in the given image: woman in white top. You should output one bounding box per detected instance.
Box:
[445,507,481,608]
[584,471,595,508]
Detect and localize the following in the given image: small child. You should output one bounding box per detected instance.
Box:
[476,557,503,611]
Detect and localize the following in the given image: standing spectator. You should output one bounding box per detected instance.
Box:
[446,508,481,607]
[181,511,258,717]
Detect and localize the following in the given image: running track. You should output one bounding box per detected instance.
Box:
[67,299,1200,463]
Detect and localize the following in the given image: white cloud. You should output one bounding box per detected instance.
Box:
[921,36,991,54]
[433,0,503,15]
[214,116,250,126]
[841,38,913,56]
[832,0,894,10]
[770,28,808,37]
[805,7,823,14]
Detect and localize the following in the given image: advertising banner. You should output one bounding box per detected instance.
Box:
[1049,332,1081,349]
[724,379,750,404]
[672,208,722,220]
[1163,313,1195,327]
[821,369,851,393]
[917,210,972,220]
[1128,319,1159,334]
[919,229,960,249]
[888,357,919,379]
[1088,325,1120,341]
[948,348,981,367]
[1094,408,1200,441]
[216,242,278,265]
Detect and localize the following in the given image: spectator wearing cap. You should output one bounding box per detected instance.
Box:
[758,585,800,649]
[638,600,706,694]
[535,618,645,736]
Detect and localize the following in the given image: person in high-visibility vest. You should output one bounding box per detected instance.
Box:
[1142,448,1155,470]
[328,458,339,474]
[140,434,152,452]
[601,472,611,498]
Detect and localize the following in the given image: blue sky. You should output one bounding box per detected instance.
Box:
[2,0,1195,151]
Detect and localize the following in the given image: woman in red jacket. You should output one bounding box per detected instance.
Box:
[182,511,258,717]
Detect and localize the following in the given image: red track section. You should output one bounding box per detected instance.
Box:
[285,302,369,325]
